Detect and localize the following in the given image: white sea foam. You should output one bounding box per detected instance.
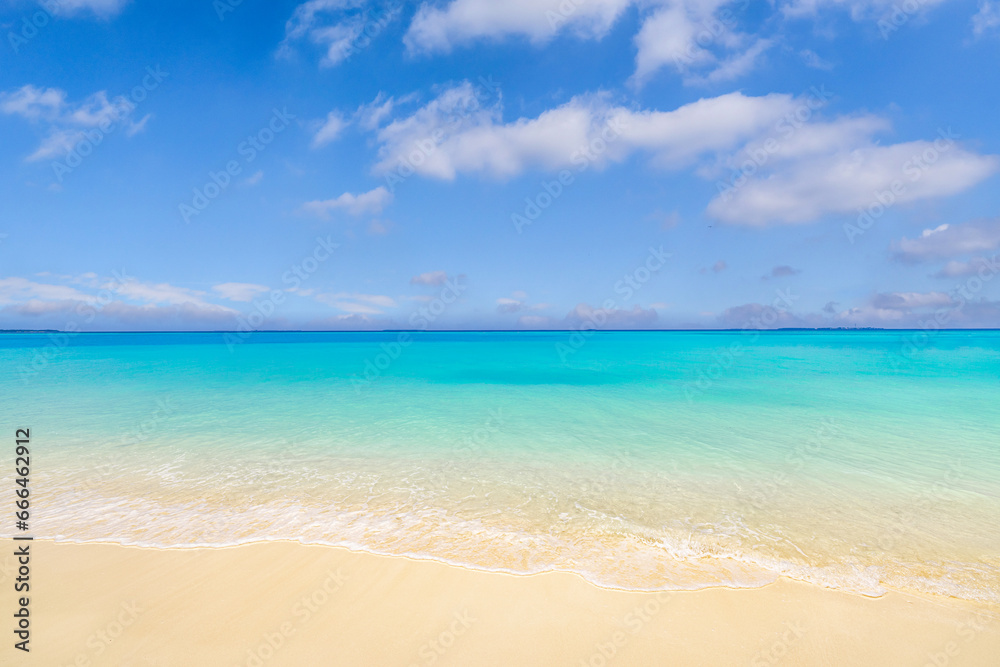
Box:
[24,484,1000,604]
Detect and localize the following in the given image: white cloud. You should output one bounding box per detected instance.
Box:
[0,277,97,305]
[2,300,238,330]
[283,0,356,40]
[405,0,764,85]
[301,186,393,217]
[356,92,399,130]
[366,84,997,226]
[496,297,523,313]
[800,48,834,70]
[49,0,131,16]
[932,258,1000,278]
[0,85,144,161]
[111,279,233,312]
[371,84,798,180]
[125,113,151,137]
[0,273,239,332]
[27,129,87,162]
[280,0,361,57]
[870,291,954,310]
[315,21,367,65]
[972,1,1000,36]
[405,0,632,53]
[280,0,402,67]
[891,219,1000,262]
[497,291,550,314]
[683,38,773,86]
[0,86,66,121]
[634,3,715,80]
[212,283,270,302]
[65,90,129,126]
[244,170,264,186]
[316,291,397,314]
[611,92,800,167]
[707,124,998,226]
[841,293,1000,327]
[411,270,449,286]
[782,0,951,20]
[312,111,348,148]
[632,1,771,86]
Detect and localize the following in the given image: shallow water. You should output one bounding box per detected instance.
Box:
[2,330,998,601]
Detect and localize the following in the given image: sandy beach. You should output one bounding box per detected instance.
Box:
[2,540,996,666]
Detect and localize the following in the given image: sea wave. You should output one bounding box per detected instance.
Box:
[25,487,1000,605]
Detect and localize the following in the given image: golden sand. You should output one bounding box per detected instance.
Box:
[2,540,997,666]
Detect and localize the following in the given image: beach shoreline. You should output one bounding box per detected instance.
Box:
[4,540,998,666]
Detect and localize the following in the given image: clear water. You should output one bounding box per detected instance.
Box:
[2,330,998,601]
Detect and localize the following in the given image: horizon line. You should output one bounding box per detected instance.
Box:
[3,327,1000,334]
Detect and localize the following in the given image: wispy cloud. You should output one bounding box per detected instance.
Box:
[405,0,632,54]
[50,0,131,17]
[364,84,996,226]
[0,272,240,331]
[301,186,393,217]
[311,111,348,148]
[315,291,397,314]
[212,283,271,302]
[280,0,402,67]
[370,85,798,180]
[0,85,146,161]
[891,219,1000,262]
[972,1,1000,36]
[706,123,997,226]
[411,270,450,286]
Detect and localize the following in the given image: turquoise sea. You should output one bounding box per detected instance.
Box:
[2,330,998,602]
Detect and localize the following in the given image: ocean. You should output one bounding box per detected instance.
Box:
[2,330,998,602]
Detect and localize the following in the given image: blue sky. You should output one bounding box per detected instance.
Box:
[1,0,999,331]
